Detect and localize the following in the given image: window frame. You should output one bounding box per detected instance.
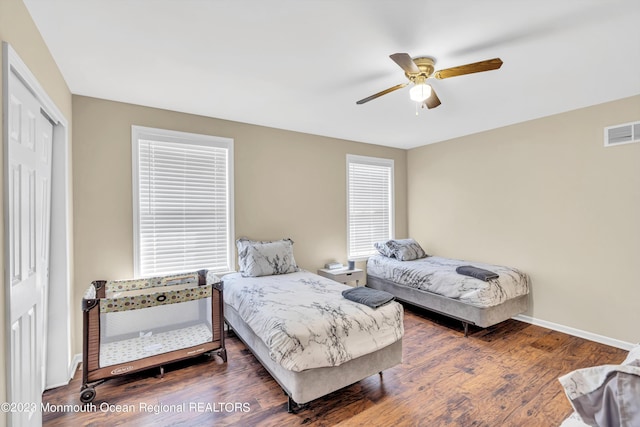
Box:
[346,154,395,260]
[131,125,234,277]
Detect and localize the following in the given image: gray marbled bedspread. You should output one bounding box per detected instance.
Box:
[223,271,404,372]
[367,255,529,308]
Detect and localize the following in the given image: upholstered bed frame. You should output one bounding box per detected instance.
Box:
[366,275,528,336]
[224,303,402,412]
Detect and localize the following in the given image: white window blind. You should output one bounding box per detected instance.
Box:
[347,155,394,259]
[132,126,234,277]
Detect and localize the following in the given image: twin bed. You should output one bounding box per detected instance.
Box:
[366,251,530,335]
[223,238,404,411]
[223,270,403,411]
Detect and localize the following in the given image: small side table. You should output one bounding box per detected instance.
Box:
[317,268,365,287]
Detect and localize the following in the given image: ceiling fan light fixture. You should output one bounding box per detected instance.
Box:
[355,53,502,108]
[409,83,432,102]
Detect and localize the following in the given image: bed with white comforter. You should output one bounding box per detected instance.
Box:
[223,270,403,371]
[367,254,529,308]
[222,269,404,410]
[366,250,530,333]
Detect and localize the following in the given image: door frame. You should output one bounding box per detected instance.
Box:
[2,42,72,393]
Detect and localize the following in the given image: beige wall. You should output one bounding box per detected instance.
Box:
[0,0,73,419]
[407,95,640,344]
[72,95,408,354]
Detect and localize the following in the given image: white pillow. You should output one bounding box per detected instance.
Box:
[375,239,427,261]
[374,241,395,258]
[236,238,299,277]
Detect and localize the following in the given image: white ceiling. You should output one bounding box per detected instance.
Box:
[24,0,640,149]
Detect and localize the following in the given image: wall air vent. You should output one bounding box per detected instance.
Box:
[604,121,640,147]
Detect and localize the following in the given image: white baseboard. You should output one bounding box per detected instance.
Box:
[69,353,82,378]
[44,354,82,390]
[45,377,73,390]
[45,380,71,390]
[513,314,636,351]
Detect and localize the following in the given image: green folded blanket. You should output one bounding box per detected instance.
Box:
[342,286,395,309]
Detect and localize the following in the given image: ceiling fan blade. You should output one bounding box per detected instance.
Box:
[423,87,441,109]
[390,53,420,74]
[356,83,408,105]
[433,58,503,79]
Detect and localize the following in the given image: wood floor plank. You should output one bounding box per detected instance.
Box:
[42,304,628,426]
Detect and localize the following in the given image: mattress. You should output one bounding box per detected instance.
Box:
[99,323,212,367]
[367,254,529,308]
[222,270,404,372]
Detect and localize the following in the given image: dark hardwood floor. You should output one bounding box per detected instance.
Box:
[42,304,627,426]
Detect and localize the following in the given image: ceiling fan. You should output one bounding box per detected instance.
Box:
[356,53,503,109]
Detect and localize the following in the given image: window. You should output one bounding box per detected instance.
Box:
[346,154,394,259]
[132,126,234,277]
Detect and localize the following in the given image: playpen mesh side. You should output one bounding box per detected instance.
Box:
[98,294,212,367]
